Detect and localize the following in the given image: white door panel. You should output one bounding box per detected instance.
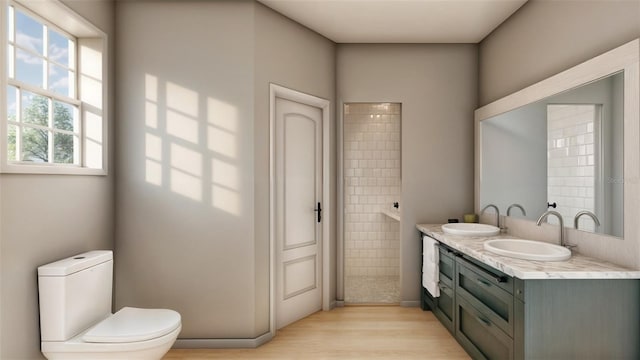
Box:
[275,97,322,329]
[283,115,317,250]
[283,255,317,299]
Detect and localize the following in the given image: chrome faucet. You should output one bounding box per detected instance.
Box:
[536,210,568,248]
[507,203,526,217]
[574,210,600,230]
[481,204,500,228]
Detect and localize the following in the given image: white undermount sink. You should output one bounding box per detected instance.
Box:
[441,223,500,237]
[484,239,571,262]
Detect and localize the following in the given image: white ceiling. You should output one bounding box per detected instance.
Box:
[258,0,528,43]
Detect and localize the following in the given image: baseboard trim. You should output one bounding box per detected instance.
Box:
[400,300,420,307]
[173,332,273,349]
[335,300,345,307]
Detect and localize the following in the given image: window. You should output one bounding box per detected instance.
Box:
[1,0,107,175]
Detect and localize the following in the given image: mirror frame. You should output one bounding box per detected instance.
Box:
[474,39,639,240]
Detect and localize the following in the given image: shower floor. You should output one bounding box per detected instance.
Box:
[344,275,401,304]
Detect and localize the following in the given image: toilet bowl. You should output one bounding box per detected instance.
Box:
[38,251,181,360]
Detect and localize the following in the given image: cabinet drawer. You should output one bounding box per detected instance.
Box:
[456,296,513,360]
[422,286,435,311]
[456,258,514,336]
[433,283,455,335]
[438,247,455,287]
[460,256,514,294]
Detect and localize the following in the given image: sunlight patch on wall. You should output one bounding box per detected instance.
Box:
[167,109,199,143]
[171,143,202,177]
[207,96,241,215]
[145,133,162,161]
[207,97,238,158]
[145,74,158,129]
[145,159,162,186]
[211,158,238,190]
[79,44,101,80]
[85,138,103,169]
[212,185,240,216]
[171,169,202,201]
[79,43,102,109]
[85,111,102,142]
[80,76,102,108]
[169,144,203,201]
[146,102,158,129]
[142,73,243,213]
[145,74,158,101]
[208,97,238,132]
[167,82,199,117]
[78,39,104,169]
[84,110,103,169]
[145,133,163,186]
[207,126,236,158]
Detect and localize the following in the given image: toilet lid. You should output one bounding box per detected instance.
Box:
[83,307,181,343]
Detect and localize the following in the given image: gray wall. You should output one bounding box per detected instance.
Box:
[479,0,640,106]
[0,1,115,359]
[337,44,478,302]
[114,0,257,339]
[253,2,336,333]
[115,0,336,339]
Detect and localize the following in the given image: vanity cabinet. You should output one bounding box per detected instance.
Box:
[421,237,640,359]
[454,253,515,360]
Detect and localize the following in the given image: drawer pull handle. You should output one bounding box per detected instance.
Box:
[495,276,507,283]
[477,278,491,287]
[438,284,451,295]
[476,315,491,326]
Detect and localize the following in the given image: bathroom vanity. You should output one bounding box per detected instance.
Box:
[417,224,640,360]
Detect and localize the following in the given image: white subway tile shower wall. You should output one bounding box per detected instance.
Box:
[547,104,599,231]
[344,103,401,303]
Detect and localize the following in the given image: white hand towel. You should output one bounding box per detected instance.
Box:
[422,235,440,298]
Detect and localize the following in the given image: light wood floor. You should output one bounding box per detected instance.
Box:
[163,306,470,359]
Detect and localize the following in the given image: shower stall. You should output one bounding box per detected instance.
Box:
[342,102,401,304]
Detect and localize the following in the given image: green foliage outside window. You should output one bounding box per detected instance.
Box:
[7,95,74,163]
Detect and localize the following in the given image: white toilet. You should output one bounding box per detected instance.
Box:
[38,250,181,360]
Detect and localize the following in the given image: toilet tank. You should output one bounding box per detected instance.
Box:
[38,250,113,342]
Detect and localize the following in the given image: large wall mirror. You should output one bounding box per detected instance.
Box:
[475,39,639,240]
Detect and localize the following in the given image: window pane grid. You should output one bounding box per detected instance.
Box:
[7,44,14,78]
[6,85,80,165]
[9,41,76,96]
[4,1,98,172]
[9,78,80,106]
[7,5,14,42]
[7,124,18,161]
[8,5,77,97]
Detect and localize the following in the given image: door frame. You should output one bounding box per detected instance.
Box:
[269,83,331,335]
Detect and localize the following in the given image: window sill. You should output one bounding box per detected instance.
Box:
[1,162,107,176]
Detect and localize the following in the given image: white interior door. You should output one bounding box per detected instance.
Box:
[275,97,323,329]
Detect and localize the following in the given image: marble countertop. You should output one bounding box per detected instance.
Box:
[417,223,640,280]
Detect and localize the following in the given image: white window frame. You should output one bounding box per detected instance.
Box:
[0,0,108,175]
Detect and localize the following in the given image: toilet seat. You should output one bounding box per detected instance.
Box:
[41,325,181,357]
[84,307,181,343]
